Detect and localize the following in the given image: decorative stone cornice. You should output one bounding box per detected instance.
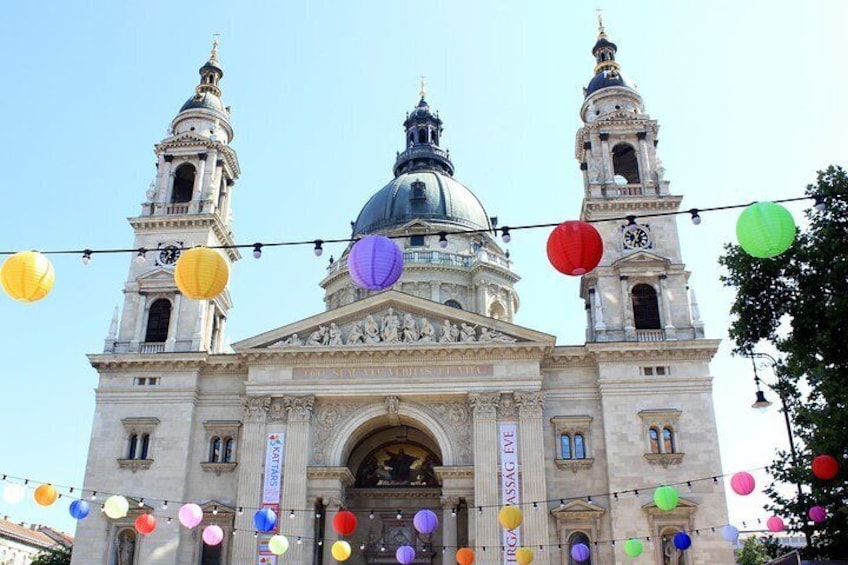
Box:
[127,215,239,261]
[440,496,461,509]
[284,395,315,422]
[433,466,474,481]
[643,453,685,467]
[244,396,271,422]
[515,391,545,418]
[348,488,441,500]
[240,344,550,365]
[117,458,153,473]
[554,458,595,473]
[468,392,500,419]
[201,462,238,476]
[306,467,355,486]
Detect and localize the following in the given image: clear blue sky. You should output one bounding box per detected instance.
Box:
[1,0,845,535]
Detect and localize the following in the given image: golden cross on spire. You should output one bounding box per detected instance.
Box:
[211,34,220,60]
[419,76,427,100]
[596,9,606,38]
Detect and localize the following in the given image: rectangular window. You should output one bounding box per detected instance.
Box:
[410,234,426,247]
[655,366,667,376]
[642,367,654,376]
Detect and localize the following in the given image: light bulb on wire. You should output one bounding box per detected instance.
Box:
[252,243,263,259]
[82,250,93,265]
[313,240,324,257]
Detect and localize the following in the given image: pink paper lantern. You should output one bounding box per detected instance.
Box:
[178,503,204,529]
[730,472,756,496]
[202,524,224,546]
[808,506,827,523]
[348,235,404,291]
[766,516,785,533]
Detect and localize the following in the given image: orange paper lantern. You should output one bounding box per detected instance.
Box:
[456,547,475,565]
[34,484,58,506]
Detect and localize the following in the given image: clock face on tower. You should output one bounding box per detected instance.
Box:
[622,227,651,249]
[157,245,181,265]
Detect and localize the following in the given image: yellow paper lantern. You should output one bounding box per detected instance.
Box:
[498,505,522,531]
[174,247,229,300]
[1,251,55,302]
[34,484,58,506]
[331,540,352,561]
[515,547,534,565]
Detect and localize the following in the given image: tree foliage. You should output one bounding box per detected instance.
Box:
[735,536,786,565]
[719,165,848,559]
[31,546,71,565]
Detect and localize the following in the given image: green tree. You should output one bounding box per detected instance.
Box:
[719,165,848,559]
[736,536,771,565]
[30,546,71,565]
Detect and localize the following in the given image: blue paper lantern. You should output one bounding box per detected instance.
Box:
[348,235,404,291]
[570,543,590,562]
[413,509,439,535]
[721,525,739,543]
[673,532,691,550]
[254,508,277,532]
[69,499,90,520]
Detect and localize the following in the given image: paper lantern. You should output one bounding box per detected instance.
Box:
[571,543,590,562]
[654,486,679,512]
[178,503,203,528]
[331,540,351,561]
[624,538,643,557]
[673,532,691,550]
[0,251,55,302]
[730,471,756,495]
[767,516,785,533]
[721,525,739,543]
[736,202,796,258]
[202,524,224,546]
[515,547,534,565]
[456,547,475,565]
[332,510,358,536]
[498,505,523,530]
[254,507,277,532]
[413,509,439,534]
[546,221,603,276]
[348,235,404,291]
[104,495,129,519]
[2,484,25,504]
[34,484,58,506]
[396,545,416,565]
[809,506,827,523]
[174,247,229,299]
[269,535,290,555]
[812,454,839,480]
[69,499,90,520]
[135,513,157,535]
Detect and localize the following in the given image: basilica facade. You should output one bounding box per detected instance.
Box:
[71,25,734,565]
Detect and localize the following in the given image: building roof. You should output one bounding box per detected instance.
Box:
[0,517,73,550]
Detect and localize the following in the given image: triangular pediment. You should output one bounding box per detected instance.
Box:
[551,499,606,518]
[611,250,670,273]
[233,290,554,351]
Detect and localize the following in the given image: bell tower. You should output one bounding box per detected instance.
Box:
[576,19,703,342]
[105,39,242,355]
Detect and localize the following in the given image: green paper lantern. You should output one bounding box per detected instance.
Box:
[736,202,796,258]
[624,538,643,557]
[654,485,679,512]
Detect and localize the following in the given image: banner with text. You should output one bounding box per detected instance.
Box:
[259,432,285,565]
[500,423,520,565]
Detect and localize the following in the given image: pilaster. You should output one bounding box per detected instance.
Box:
[515,391,549,565]
[232,396,271,562]
[469,392,500,564]
[279,395,315,564]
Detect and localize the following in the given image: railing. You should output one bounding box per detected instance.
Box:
[165,203,189,215]
[635,329,665,342]
[139,342,165,354]
[326,249,512,276]
[618,184,643,196]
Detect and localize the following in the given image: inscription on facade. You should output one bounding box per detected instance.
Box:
[293,364,494,379]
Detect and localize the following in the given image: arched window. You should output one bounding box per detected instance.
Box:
[661,527,683,565]
[200,539,222,565]
[144,299,171,343]
[127,434,138,459]
[209,437,222,462]
[568,532,592,565]
[444,300,462,310]
[574,434,586,459]
[663,427,675,454]
[489,301,506,320]
[171,163,196,203]
[560,434,572,459]
[612,143,640,184]
[649,427,661,454]
[223,438,235,463]
[139,434,150,460]
[631,284,661,330]
[418,128,427,143]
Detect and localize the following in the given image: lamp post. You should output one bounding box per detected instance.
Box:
[747,352,812,549]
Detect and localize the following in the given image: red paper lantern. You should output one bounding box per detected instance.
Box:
[812,454,839,480]
[135,513,157,535]
[730,472,756,495]
[332,510,358,536]
[546,221,603,276]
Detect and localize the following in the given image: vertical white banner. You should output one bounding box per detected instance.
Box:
[500,423,520,565]
[259,432,285,565]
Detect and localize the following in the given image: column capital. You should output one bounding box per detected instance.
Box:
[284,395,315,422]
[515,391,546,418]
[267,398,288,423]
[499,393,517,419]
[440,496,461,509]
[243,396,271,422]
[468,392,500,419]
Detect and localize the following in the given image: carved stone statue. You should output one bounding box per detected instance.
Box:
[328,323,343,346]
[282,333,302,346]
[419,318,435,343]
[402,313,420,343]
[306,326,328,346]
[478,327,517,343]
[381,308,400,343]
[439,320,458,343]
[346,321,364,345]
[459,322,477,342]
[364,315,381,344]
[116,530,136,565]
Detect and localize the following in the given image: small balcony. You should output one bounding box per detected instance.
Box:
[635,329,665,342]
[139,342,165,354]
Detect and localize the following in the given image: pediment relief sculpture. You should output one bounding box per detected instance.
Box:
[269,307,518,348]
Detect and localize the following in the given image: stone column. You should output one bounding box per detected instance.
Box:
[620,276,636,340]
[165,293,181,352]
[129,293,147,352]
[431,282,440,303]
[476,283,487,316]
[202,150,218,202]
[658,275,677,340]
[469,393,500,564]
[598,133,612,192]
[156,155,173,215]
[441,496,460,564]
[636,132,651,193]
[191,153,207,213]
[231,396,271,562]
[279,396,315,564]
[515,392,549,565]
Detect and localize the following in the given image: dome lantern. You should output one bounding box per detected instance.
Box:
[393,82,455,177]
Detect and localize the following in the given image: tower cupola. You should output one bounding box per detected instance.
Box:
[393,80,455,177]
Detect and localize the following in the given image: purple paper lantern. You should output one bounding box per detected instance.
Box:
[396,545,416,565]
[808,506,827,523]
[673,532,691,550]
[348,235,404,291]
[254,508,277,532]
[570,543,590,562]
[413,509,439,535]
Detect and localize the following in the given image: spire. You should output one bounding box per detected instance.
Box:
[596,9,606,39]
[393,87,454,177]
[196,36,224,98]
[592,15,620,75]
[419,75,427,101]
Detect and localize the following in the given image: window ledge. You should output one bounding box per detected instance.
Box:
[201,462,238,476]
[555,458,594,472]
[644,453,684,467]
[117,458,153,472]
